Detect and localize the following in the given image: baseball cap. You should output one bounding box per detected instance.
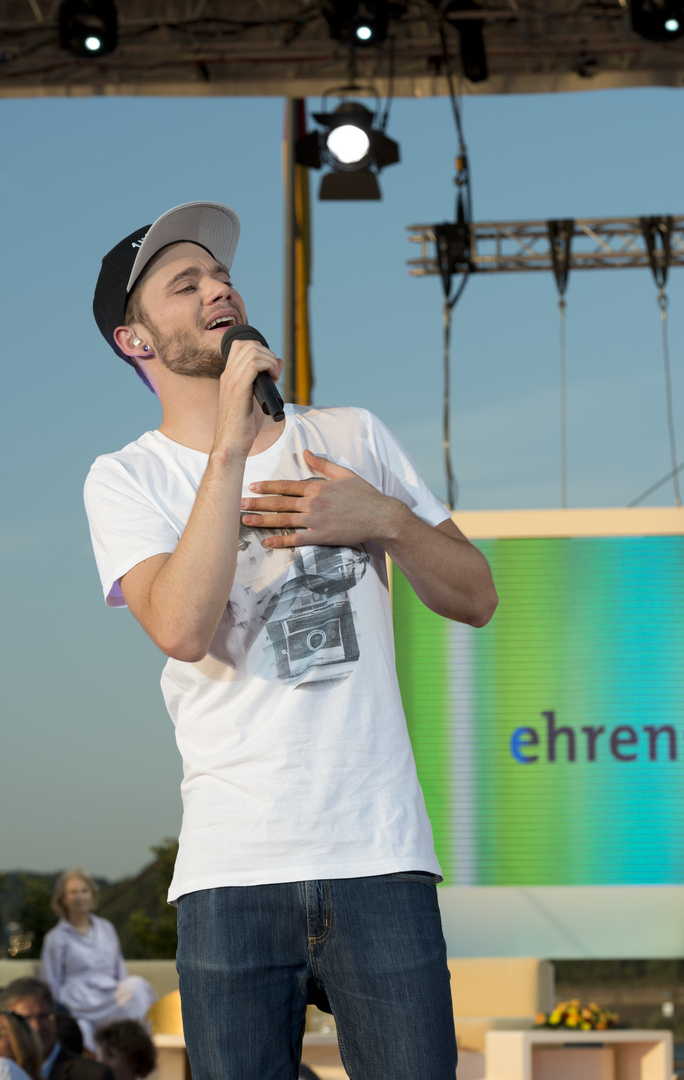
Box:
[93,200,241,363]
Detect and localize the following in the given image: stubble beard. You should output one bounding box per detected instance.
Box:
[153,324,226,379]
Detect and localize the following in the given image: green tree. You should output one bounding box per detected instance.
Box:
[123,839,178,959]
[15,875,55,958]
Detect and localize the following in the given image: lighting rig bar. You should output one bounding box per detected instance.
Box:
[406,216,684,276]
[5,0,684,98]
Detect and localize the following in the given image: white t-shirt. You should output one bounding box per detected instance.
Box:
[84,404,450,901]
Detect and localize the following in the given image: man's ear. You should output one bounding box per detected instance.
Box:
[114,325,151,358]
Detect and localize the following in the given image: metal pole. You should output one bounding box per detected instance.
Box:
[283,97,296,403]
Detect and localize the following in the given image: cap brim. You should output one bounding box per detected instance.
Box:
[127,201,240,292]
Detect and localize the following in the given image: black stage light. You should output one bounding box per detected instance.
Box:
[59,0,118,57]
[444,0,488,83]
[321,0,402,48]
[630,0,684,40]
[457,21,487,82]
[295,101,400,200]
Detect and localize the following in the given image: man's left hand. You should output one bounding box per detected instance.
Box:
[240,448,395,548]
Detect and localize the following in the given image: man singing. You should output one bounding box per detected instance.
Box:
[85,201,497,1080]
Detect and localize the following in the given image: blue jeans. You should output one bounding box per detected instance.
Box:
[176,873,457,1080]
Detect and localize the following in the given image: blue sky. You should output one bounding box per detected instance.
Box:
[3,86,684,878]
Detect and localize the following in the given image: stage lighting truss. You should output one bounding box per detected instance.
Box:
[59,0,118,58]
[630,0,684,40]
[406,216,684,276]
[295,98,400,200]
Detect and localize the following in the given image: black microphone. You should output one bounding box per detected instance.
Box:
[220,325,286,423]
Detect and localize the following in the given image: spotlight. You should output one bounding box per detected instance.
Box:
[327,124,371,164]
[295,100,400,200]
[630,0,684,40]
[59,0,118,58]
[320,1,405,48]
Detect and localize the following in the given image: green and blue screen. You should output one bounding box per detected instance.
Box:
[393,530,684,888]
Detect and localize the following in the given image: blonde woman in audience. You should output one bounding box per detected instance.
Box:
[40,870,156,1054]
[0,1010,42,1080]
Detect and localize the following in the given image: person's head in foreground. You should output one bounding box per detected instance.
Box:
[0,980,57,1062]
[0,1010,43,1080]
[94,1021,156,1080]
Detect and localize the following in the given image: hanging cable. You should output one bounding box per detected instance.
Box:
[439,26,470,210]
[378,34,395,134]
[559,300,567,509]
[659,289,680,505]
[432,23,473,509]
[443,302,457,510]
[640,216,681,506]
[437,258,469,508]
[548,219,573,509]
[628,459,684,507]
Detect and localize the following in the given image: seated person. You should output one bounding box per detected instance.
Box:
[0,1010,42,1080]
[94,1022,156,1080]
[0,979,114,1080]
[39,871,156,1055]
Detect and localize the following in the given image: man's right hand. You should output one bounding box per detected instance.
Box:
[213,336,283,460]
[120,340,284,664]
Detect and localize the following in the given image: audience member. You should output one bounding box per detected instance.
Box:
[0,1010,42,1080]
[0,979,114,1080]
[53,1013,84,1058]
[39,871,156,1054]
[94,1021,155,1080]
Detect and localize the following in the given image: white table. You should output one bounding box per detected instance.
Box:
[485,1028,673,1080]
[150,1031,348,1080]
[151,1033,190,1080]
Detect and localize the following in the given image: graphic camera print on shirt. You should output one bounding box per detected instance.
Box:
[207,517,370,687]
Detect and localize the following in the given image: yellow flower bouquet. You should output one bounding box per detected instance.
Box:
[535,1000,621,1031]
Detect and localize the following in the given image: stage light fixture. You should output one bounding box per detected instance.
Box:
[443,0,488,83]
[630,0,684,40]
[457,22,487,83]
[59,0,118,58]
[295,100,400,200]
[320,0,403,48]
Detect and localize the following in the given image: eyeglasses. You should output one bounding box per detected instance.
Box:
[0,1009,53,1023]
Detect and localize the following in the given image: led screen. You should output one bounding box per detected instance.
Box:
[393,511,684,889]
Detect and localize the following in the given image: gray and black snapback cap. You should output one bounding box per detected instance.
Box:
[93,200,241,363]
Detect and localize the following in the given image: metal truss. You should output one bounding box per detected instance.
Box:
[406,216,684,276]
[3,0,684,99]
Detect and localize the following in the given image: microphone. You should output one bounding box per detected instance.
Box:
[220,325,285,423]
